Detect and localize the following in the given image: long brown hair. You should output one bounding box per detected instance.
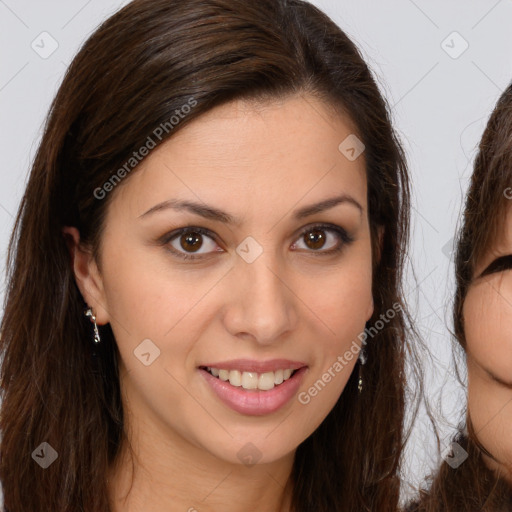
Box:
[0,1,414,510]
[405,85,512,511]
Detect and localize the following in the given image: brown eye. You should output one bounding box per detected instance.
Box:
[304,228,327,250]
[292,224,353,254]
[179,232,203,253]
[165,227,220,259]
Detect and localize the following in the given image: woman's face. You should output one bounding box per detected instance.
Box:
[74,94,374,466]
[464,205,512,478]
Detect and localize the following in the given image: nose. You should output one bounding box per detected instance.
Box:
[222,251,298,346]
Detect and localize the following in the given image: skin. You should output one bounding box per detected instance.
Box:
[464,205,512,482]
[63,93,375,512]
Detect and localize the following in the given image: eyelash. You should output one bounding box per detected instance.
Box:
[480,254,512,277]
[160,223,354,261]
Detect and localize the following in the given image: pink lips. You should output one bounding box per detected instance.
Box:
[198,359,308,416]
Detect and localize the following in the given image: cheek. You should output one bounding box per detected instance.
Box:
[99,234,218,333]
[98,240,224,391]
[465,277,512,468]
[467,356,512,468]
[294,242,373,386]
[307,270,372,352]
[464,277,512,381]
[305,241,374,336]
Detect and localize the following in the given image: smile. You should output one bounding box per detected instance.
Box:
[202,367,297,391]
[198,360,308,416]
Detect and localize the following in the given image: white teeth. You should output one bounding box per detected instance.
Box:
[274,369,284,385]
[228,370,242,387]
[206,367,297,390]
[241,372,259,390]
[258,372,275,390]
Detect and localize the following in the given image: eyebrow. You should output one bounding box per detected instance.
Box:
[138,194,363,224]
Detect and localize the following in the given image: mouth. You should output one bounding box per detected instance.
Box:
[197,361,308,416]
[199,366,300,391]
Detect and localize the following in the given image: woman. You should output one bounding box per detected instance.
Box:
[0,0,415,510]
[406,85,512,510]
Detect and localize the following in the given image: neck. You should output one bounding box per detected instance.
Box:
[107,439,294,512]
[106,400,295,512]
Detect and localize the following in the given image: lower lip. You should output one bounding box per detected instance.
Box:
[199,367,308,416]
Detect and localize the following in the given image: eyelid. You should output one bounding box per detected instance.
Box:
[293,222,354,248]
[479,254,512,278]
[160,222,354,260]
[159,226,219,259]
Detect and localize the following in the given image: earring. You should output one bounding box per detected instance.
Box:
[358,345,366,393]
[85,307,101,344]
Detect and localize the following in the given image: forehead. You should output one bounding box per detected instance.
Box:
[473,203,512,277]
[110,94,368,220]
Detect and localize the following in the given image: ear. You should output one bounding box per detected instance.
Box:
[62,226,110,325]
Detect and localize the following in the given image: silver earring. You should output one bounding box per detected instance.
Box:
[85,307,101,344]
[358,346,366,393]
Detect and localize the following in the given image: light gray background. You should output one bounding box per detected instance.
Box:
[1,0,512,505]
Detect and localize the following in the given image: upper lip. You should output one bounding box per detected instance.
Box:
[199,359,307,373]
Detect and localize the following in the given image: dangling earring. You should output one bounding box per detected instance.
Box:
[358,345,366,393]
[85,307,101,344]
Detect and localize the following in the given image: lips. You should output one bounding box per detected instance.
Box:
[197,359,308,415]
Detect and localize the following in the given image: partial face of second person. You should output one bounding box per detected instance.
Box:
[71,94,374,469]
[464,205,512,480]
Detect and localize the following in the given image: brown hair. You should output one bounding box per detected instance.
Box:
[0,1,414,510]
[454,84,512,349]
[405,431,512,512]
[405,85,512,511]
